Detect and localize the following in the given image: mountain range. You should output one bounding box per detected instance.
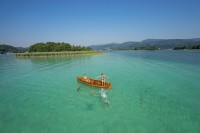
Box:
[89,38,200,50]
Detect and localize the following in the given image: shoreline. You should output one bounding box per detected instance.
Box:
[15,51,104,58]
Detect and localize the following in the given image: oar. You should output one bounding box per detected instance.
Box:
[77,86,81,92]
[77,85,93,92]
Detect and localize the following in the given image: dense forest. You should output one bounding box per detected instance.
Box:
[29,42,92,52]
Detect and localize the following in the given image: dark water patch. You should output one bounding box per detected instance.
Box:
[139,87,152,104]
[86,103,94,111]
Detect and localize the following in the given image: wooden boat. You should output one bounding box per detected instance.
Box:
[77,77,112,89]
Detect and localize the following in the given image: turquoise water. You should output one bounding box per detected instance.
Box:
[0,50,200,133]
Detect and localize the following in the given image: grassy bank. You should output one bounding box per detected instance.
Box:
[15,51,104,58]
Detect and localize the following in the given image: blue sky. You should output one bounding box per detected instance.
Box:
[0,0,200,47]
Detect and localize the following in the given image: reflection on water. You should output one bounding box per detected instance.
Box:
[29,56,92,64]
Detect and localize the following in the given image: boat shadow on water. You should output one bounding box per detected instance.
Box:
[86,103,95,111]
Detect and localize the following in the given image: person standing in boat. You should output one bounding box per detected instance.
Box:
[96,73,109,85]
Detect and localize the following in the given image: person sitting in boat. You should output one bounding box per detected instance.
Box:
[83,74,90,83]
[96,73,109,85]
[83,74,87,80]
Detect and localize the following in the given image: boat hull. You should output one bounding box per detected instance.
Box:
[77,77,112,89]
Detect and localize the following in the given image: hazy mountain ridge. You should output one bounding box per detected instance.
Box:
[90,38,200,50]
[0,44,28,54]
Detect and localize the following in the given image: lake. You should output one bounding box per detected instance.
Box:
[0,50,200,133]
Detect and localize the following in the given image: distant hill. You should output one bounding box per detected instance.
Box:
[0,44,18,54]
[86,43,119,50]
[0,44,28,54]
[141,39,200,49]
[89,38,200,50]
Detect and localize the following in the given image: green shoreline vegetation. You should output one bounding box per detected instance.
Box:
[15,51,104,58]
[111,45,200,50]
[173,44,200,50]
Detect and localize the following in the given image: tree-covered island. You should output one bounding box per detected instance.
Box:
[28,42,92,52]
[14,42,103,58]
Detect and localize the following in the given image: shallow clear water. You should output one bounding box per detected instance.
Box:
[0,50,200,133]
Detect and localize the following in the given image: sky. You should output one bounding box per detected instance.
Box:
[0,0,200,47]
